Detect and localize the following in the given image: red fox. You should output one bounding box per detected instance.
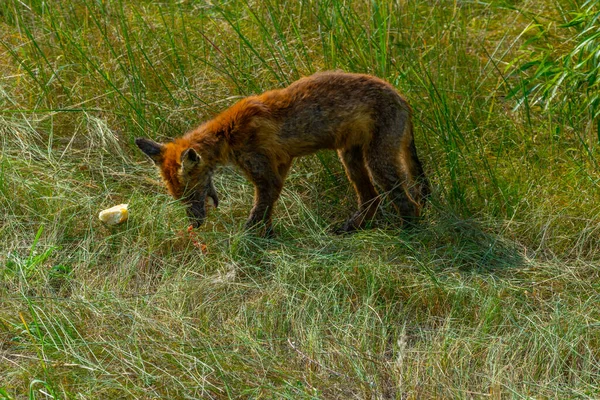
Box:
[136,72,429,236]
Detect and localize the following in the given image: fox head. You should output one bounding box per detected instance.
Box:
[135,137,218,228]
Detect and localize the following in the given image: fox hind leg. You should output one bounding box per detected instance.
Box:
[365,137,421,226]
[406,138,430,205]
[336,145,381,233]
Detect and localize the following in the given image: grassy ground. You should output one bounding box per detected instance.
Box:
[1,0,599,398]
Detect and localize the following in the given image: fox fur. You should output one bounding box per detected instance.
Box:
[136,71,429,235]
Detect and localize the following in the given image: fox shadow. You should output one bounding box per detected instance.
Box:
[384,211,526,273]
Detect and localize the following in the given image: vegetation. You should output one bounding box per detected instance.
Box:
[1,0,599,398]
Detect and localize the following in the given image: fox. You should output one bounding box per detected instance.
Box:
[136,71,429,236]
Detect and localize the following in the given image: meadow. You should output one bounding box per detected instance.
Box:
[1,0,599,398]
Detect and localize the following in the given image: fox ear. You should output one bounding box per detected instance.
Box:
[135,138,164,164]
[181,147,201,172]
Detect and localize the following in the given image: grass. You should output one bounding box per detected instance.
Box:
[1,0,599,398]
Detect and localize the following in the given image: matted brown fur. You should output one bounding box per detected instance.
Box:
[136,71,430,235]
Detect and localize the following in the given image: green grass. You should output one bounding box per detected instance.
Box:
[1,0,599,398]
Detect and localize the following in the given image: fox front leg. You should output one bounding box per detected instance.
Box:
[245,180,284,237]
[238,153,286,237]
